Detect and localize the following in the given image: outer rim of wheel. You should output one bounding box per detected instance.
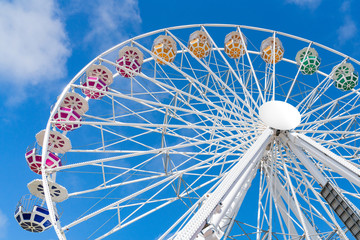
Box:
[39,23,360,239]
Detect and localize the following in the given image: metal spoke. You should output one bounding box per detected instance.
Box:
[21,24,360,240]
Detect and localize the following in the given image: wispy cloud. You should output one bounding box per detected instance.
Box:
[340,0,351,12]
[337,16,357,45]
[286,0,321,9]
[83,0,142,51]
[0,0,70,104]
[337,1,357,45]
[0,209,8,239]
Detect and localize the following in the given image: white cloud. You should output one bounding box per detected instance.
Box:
[0,209,8,239]
[286,0,321,9]
[83,0,142,50]
[340,0,351,12]
[337,16,357,44]
[0,0,70,86]
[336,1,357,45]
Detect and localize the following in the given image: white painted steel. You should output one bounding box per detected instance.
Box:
[263,166,321,239]
[174,128,273,240]
[33,24,360,240]
[280,134,327,187]
[290,132,360,187]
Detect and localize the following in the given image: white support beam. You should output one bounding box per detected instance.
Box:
[280,134,349,240]
[212,151,261,227]
[264,166,321,239]
[197,150,263,240]
[280,160,313,240]
[280,134,327,187]
[288,132,360,188]
[173,128,273,240]
[195,159,260,240]
[263,167,298,238]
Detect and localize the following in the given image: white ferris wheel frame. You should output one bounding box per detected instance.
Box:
[38,24,360,240]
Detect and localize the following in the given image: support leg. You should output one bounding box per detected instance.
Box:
[174,128,273,240]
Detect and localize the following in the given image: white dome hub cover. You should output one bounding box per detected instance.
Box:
[259,101,301,130]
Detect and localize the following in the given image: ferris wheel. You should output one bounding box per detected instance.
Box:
[15,24,360,239]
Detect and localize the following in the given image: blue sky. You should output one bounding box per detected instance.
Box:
[1,0,360,239]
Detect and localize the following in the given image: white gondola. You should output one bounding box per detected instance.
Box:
[35,130,71,154]
[116,46,143,78]
[295,47,321,75]
[188,30,211,59]
[15,195,58,233]
[224,31,247,59]
[152,35,177,65]
[25,145,62,175]
[260,36,284,64]
[27,179,68,203]
[333,62,359,91]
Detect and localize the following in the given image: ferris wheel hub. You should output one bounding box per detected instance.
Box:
[259,101,301,130]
